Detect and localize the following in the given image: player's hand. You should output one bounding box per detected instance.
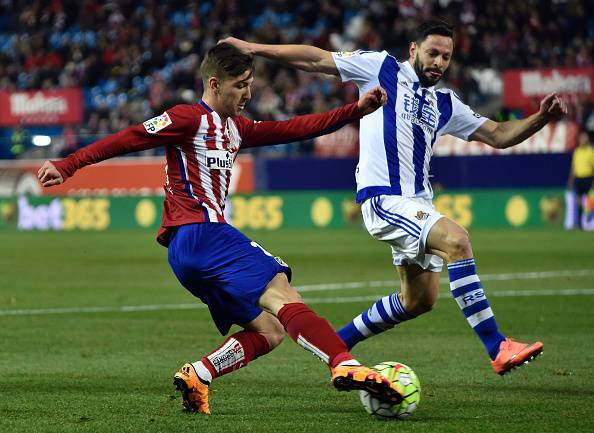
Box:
[37,161,64,187]
[218,37,253,55]
[539,93,568,121]
[357,86,387,116]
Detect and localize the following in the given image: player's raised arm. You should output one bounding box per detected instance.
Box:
[37,106,197,187]
[469,93,568,149]
[238,86,386,148]
[220,37,339,75]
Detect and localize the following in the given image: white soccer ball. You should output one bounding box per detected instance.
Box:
[359,361,421,420]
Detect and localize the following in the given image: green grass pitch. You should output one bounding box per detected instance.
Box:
[1,227,593,433]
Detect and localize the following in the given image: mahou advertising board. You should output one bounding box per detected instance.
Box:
[0,89,83,126]
[503,67,594,112]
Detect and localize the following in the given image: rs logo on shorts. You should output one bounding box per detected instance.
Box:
[205,149,233,170]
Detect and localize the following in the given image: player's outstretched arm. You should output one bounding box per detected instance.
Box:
[240,86,386,148]
[469,93,568,149]
[36,125,160,187]
[37,106,197,186]
[220,37,339,75]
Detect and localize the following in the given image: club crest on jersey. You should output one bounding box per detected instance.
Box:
[415,211,430,220]
[205,149,233,170]
[143,112,172,134]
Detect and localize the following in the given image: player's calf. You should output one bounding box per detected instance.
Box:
[337,291,416,350]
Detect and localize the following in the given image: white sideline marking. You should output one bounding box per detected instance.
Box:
[296,269,594,293]
[1,269,593,317]
[0,303,206,316]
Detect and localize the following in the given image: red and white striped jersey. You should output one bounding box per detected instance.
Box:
[53,100,363,246]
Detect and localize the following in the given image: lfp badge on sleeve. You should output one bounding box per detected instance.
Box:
[143,112,172,134]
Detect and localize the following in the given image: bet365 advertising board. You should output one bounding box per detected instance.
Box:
[0,189,568,232]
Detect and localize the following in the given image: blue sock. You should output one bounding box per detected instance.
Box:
[337,292,415,350]
[448,258,505,360]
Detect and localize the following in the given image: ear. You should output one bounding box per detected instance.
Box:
[208,76,220,94]
[409,41,417,59]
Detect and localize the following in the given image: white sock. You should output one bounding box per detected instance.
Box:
[191,360,213,384]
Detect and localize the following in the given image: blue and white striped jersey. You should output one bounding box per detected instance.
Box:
[333,50,487,202]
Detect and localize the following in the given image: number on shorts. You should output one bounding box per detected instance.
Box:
[250,241,273,257]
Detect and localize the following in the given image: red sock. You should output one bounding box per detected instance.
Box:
[200,331,271,380]
[277,302,354,368]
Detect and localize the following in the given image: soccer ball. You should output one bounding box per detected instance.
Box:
[359,361,421,420]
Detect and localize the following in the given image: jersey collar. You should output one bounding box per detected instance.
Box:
[199,99,214,112]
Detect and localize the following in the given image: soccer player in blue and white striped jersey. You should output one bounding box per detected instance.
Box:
[223,19,567,375]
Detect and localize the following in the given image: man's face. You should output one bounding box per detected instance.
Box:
[217,69,254,117]
[410,35,453,87]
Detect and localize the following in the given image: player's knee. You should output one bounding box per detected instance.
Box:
[276,282,303,305]
[258,273,303,314]
[444,229,472,261]
[280,283,303,304]
[276,274,303,304]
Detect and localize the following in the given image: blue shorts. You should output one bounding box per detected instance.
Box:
[167,223,292,335]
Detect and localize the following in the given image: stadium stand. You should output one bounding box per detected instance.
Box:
[0,0,592,158]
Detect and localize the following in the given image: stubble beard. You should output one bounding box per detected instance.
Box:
[414,54,442,88]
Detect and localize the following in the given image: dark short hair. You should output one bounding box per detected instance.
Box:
[414,19,454,44]
[200,43,254,82]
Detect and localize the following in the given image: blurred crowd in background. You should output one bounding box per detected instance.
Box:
[1,0,593,158]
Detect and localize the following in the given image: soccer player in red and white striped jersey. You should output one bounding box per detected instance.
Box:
[38,43,404,414]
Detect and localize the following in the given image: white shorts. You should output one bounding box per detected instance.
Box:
[361,195,444,272]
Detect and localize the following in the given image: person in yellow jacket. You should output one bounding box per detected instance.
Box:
[568,132,594,228]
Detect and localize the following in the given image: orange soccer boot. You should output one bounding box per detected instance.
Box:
[331,365,404,403]
[173,363,211,414]
[491,338,544,376]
